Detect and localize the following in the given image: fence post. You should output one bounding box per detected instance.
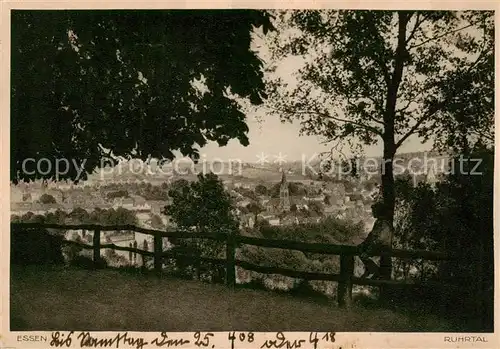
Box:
[379,251,392,303]
[154,233,163,277]
[337,254,354,308]
[226,231,236,288]
[93,228,101,268]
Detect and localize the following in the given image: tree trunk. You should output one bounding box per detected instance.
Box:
[382,10,409,226]
[378,12,410,302]
[380,139,395,287]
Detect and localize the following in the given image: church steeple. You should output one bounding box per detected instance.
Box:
[280,168,287,185]
[279,168,290,211]
[426,164,437,186]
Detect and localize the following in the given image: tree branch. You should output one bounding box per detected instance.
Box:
[396,37,491,150]
[395,97,450,149]
[319,137,349,162]
[408,21,480,50]
[277,107,383,136]
[346,98,385,126]
[365,95,385,116]
[370,29,391,87]
[373,56,391,87]
[405,13,421,45]
[383,11,410,148]
[470,130,494,143]
[395,95,418,114]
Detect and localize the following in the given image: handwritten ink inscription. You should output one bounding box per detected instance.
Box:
[78,332,148,349]
[151,332,190,347]
[228,332,255,349]
[49,331,337,349]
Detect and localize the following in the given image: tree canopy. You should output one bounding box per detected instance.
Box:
[393,144,493,329]
[163,173,239,233]
[162,173,238,280]
[39,193,57,204]
[12,206,138,226]
[268,10,493,151]
[11,10,274,183]
[266,10,494,284]
[267,10,494,223]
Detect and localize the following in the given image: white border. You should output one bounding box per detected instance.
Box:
[1,1,499,348]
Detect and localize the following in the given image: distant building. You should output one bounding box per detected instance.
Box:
[280,216,299,226]
[269,217,281,226]
[299,217,321,224]
[131,195,147,206]
[240,214,255,229]
[425,164,438,185]
[259,197,270,206]
[323,205,338,217]
[148,200,168,215]
[223,180,234,190]
[236,199,252,209]
[290,196,308,210]
[323,182,346,197]
[307,194,325,202]
[258,214,280,226]
[279,169,290,212]
[113,197,134,209]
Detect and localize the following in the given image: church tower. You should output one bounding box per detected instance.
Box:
[425,163,438,186]
[279,169,290,211]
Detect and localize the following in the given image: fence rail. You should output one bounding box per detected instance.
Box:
[11,222,456,307]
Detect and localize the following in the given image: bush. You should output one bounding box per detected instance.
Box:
[392,146,494,331]
[289,279,331,301]
[39,193,57,204]
[257,216,362,245]
[70,255,108,270]
[106,190,129,200]
[11,228,64,265]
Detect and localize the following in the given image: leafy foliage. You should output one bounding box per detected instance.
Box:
[246,201,264,220]
[163,173,239,281]
[11,227,65,266]
[255,184,268,195]
[13,206,138,226]
[393,145,493,328]
[39,193,57,204]
[164,173,239,234]
[106,190,129,200]
[239,216,364,296]
[266,10,494,227]
[268,10,493,151]
[11,10,275,183]
[100,182,169,200]
[150,214,165,230]
[258,216,364,245]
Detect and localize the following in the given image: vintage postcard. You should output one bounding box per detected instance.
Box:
[1,0,499,348]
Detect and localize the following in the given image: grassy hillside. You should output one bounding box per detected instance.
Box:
[11,265,463,332]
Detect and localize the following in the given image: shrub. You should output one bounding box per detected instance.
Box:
[39,193,57,204]
[289,279,329,301]
[70,255,108,270]
[11,228,64,266]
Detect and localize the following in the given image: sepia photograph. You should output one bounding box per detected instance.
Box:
[7,5,496,338]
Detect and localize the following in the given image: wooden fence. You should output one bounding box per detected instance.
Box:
[11,222,456,308]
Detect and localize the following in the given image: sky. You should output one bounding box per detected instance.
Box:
[197,112,432,163]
